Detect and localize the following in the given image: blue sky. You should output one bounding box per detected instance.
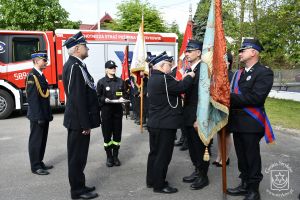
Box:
[59,0,199,32]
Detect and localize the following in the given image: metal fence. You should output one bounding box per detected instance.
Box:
[273,69,300,92]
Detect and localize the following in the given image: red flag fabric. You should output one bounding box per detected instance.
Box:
[121,45,129,81]
[211,0,230,108]
[196,0,230,148]
[176,20,192,80]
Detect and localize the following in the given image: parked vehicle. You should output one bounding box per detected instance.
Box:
[0,29,178,119]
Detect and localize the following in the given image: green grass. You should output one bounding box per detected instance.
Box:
[265,98,300,130]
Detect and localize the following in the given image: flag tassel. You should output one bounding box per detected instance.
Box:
[203,146,210,161]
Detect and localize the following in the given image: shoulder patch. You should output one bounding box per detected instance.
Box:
[27,80,34,84]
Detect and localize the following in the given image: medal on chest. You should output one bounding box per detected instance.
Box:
[246,75,251,81]
[106,86,110,91]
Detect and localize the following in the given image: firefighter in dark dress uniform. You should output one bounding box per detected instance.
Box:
[26,50,53,176]
[97,60,127,167]
[146,52,195,194]
[62,32,100,200]
[227,38,274,200]
[182,40,212,190]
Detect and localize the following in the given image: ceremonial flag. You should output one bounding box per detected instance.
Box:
[130,16,148,88]
[176,20,193,80]
[121,45,129,81]
[196,0,230,161]
[130,15,148,132]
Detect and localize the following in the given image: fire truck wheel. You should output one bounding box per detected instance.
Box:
[0,90,14,119]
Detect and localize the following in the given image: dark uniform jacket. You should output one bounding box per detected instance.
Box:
[26,68,53,121]
[96,75,127,108]
[147,70,193,129]
[130,76,148,97]
[62,56,100,130]
[228,62,274,133]
[183,62,200,126]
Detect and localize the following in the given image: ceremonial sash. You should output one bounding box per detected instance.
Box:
[233,69,275,144]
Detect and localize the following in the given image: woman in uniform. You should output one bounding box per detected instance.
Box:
[97,60,127,167]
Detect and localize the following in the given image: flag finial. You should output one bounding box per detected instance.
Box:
[189,3,192,21]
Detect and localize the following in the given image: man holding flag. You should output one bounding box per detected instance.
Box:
[227,38,274,200]
[188,0,231,193]
[181,39,211,190]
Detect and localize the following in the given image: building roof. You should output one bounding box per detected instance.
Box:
[79,12,113,30]
[100,12,113,23]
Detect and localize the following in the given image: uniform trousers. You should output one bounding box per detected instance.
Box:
[185,126,211,175]
[67,129,90,196]
[146,128,176,189]
[101,104,123,144]
[29,120,49,171]
[233,132,264,190]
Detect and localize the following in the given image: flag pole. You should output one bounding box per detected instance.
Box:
[140,77,144,133]
[221,127,227,193]
[140,11,144,133]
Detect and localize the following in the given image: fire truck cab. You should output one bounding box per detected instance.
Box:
[0,29,178,119]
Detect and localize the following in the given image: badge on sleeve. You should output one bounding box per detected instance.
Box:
[246,75,251,81]
[116,92,123,96]
[106,86,110,91]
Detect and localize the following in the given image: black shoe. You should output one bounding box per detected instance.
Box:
[32,169,49,175]
[212,161,219,166]
[41,163,53,170]
[244,190,260,200]
[113,157,121,166]
[227,182,248,196]
[112,148,121,166]
[106,157,114,167]
[174,139,184,146]
[190,175,209,190]
[71,191,99,199]
[215,158,230,167]
[153,186,178,194]
[84,186,96,193]
[183,170,199,183]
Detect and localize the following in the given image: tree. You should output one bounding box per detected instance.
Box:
[256,0,300,68]
[192,0,210,42]
[192,0,299,69]
[107,0,168,32]
[167,21,183,54]
[0,0,80,31]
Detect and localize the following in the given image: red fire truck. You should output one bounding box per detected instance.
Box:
[0,29,178,119]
